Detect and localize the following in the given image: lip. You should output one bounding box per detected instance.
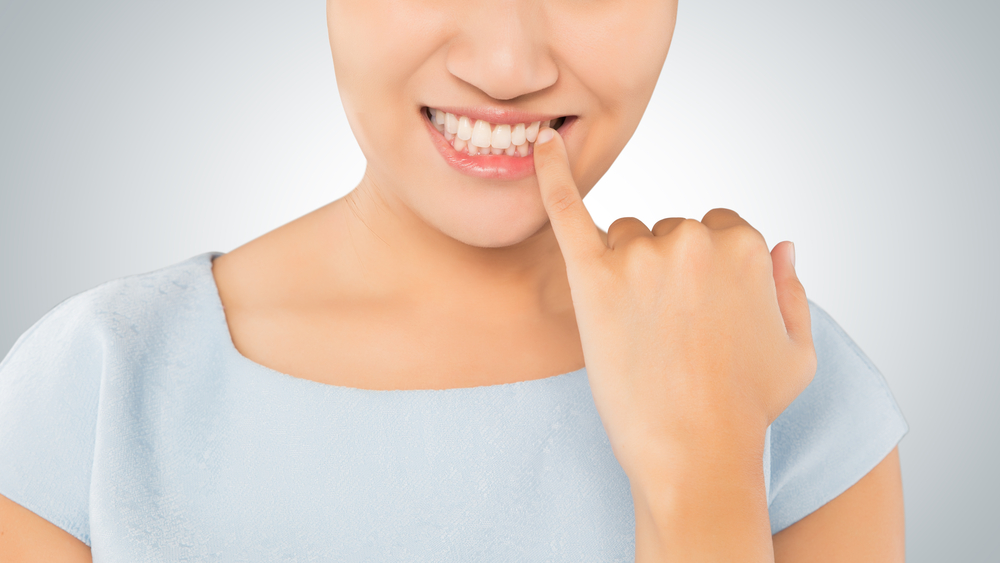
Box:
[423,108,576,181]
[430,106,568,126]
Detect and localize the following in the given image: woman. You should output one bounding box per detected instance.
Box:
[0,0,907,560]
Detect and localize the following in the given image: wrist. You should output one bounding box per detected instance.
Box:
[629,448,773,563]
[623,419,768,493]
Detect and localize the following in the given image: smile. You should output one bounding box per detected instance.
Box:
[422,106,573,180]
[426,108,567,157]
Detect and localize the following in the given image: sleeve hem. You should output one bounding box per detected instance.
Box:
[0,487,92,547]
[768,422,907,535]
[815,304,910,433]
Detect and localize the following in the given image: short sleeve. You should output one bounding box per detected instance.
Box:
[766,301,908,534]
[0,294,104,546]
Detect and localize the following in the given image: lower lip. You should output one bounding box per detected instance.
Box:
[424,112,573,181]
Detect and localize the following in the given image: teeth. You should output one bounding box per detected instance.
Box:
[525,121,540,143]
[471,120,492,148]
[429,109,561,158]
[457,116,473,141]
[511,123,526,146]
[491,124,511,149]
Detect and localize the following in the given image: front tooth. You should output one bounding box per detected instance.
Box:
[504,144,516,156]
[490,147,503,155]
[511,123,526,146]
[525,121,540,143]
[446,113,459,135]
[491,124,511,149]
[457,116,473,140]
[435,109,446,125]
[467,143,479,156]
[471,120,493,147]
[444,130,455,141]
[453,138,467,152]
[516,143,529,157]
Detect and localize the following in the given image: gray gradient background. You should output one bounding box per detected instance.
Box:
[1,0,997,559]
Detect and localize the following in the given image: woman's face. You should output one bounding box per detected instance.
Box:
[327,0,678,248]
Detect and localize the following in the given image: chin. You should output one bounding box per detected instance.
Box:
[426,201,551,249]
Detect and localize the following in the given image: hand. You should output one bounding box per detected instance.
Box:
[532,130,817,488]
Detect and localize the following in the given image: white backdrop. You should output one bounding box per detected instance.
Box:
[1,0,997,559]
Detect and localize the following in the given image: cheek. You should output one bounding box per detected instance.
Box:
[550,3,676,193]
[569,1,675,96]
[327,0,449,152]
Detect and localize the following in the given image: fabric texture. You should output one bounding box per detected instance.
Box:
[0,253,907,561]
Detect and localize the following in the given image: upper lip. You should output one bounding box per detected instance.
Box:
[425,105,572,125]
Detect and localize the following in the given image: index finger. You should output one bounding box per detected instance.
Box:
[532,128,605,265]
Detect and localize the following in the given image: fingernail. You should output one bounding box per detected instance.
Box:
[535,128,555,145]
[789,241,796,268]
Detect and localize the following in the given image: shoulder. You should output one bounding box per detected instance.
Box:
[786,299,907,437]
[767,299,908,533]
[0,254,217,549]
[804,300,902,411]
[1,253,223,376]
[56,252,218,330]
[808,301,876,368]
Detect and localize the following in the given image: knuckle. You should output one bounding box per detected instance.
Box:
[538,150,562,171]
[799,347,818,386]
[673,218,711,247]
[621,237,659,276]
[789,277,809,302]
[674,218,708,238]
[626,233,658,254]
[727,225,770,263]
[731,223,766,246]
[608,216,644,232]
[665,220,712,269]
[703,206,734,218]
[702,207,739,225]
[651,217,683,236]
[545,186,580,216]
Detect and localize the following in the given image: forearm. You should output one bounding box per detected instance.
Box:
[631,443,774,562]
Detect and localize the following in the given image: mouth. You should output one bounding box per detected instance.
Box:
[422,106,575,180]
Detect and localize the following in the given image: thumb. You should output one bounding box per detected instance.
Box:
[533,128,604,266]
[771,241,813,345]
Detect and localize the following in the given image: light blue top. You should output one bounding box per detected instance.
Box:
[0,253,907,561]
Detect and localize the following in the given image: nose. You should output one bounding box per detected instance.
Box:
[445,4,559,101]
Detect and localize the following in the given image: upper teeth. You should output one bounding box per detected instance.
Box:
[429,108,554,157]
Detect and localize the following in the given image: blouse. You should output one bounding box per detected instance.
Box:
[0,252,908,561]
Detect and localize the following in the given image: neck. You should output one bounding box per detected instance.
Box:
[307,172,573,315]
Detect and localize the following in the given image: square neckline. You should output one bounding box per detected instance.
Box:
[198,252,588,394]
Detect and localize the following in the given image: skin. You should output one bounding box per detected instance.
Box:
[0,0,905,560]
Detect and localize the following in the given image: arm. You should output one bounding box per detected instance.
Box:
[772,447,905,562]
[631,446,903,562]
[531,130,896,560]
[0,494,92,563]
[631,440,775,562]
